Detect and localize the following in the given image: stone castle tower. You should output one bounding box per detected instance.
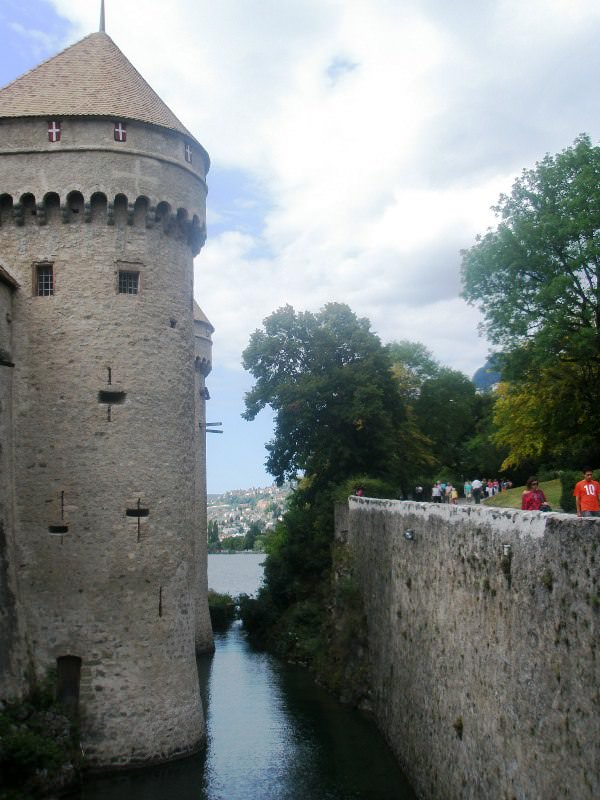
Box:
[0,21,214,767]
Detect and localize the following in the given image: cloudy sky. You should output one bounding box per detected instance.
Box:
[1,0,599,492]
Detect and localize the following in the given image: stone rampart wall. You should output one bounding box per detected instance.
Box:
[337,498,600,800]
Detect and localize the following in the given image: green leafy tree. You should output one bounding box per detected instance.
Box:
[461,134,600,466]
[460,391,508,477]
[244,521,263,551]
[207,520,220,548]
[386,341,503,481]
[222,535,245,552]
[413,368,478,475]
[241,304,421,659]
[387,339,440,400]
[243,303,409,492]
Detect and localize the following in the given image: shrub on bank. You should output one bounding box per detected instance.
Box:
[333,476,398,503]
[0,674,83,799]
[207,590,236,632]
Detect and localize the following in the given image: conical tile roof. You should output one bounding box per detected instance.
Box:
[0,31,197,142]
[194,301,214,332]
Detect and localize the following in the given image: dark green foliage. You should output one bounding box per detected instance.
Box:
[0,674,82,798]
[560,469,600,514]
[412,368,478,474]
[560,471,580,514]
[312,569,371,704]
[243,303,408,491]
[386,339,440,398]
[333,475,398,503]
[459,392,508,478]
[244,521,264,551]
[207,590,236,632]
[237,592,279,639]
[240,303,417,666]
[387,341,505,482]
[237,478,339,663]
[0,728,63,781]
[220,535,246,552]
[207,520,220,551]
[462,135,600,467]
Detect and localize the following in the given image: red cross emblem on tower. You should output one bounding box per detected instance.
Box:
[185,143,193,163]
[114,122,127,142]
[48,121,61,142]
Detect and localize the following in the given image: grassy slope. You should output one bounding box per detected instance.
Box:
[482,479,562,511]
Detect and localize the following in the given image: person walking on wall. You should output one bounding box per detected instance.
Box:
[573,468,600,518]
[464,479,472,503]
[521,477,550,511]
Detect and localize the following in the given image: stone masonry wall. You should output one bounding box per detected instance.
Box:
[193,319,213,653]
[337,498,600,800]
[0,279,31,699]
[0,116,211,766]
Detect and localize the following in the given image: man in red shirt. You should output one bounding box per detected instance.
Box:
[573,469,600,518]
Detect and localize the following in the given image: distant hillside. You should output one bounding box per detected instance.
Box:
[472,358,501,391]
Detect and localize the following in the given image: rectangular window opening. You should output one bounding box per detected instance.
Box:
[48,524,69,534]
[126,507,149,518]
[98,390,126,404]
[35,263,54,296]
[56,656,82,718]
[118,270,139,295]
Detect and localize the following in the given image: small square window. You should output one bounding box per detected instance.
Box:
[118,270,139,294]
[35,264,54,296]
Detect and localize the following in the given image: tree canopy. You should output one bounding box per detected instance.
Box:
[242,303,407,490]
[461,134,600,466]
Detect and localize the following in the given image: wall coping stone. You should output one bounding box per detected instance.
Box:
[348,496,599,540]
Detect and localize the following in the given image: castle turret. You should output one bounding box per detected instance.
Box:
[0,28,212,766]
[193,303,214,652]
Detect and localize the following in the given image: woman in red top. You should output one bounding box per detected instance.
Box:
[521,477,550,511]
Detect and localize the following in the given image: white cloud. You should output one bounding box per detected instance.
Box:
[9,21,57,51]
[33,0,600,489]
[48,0,600,385]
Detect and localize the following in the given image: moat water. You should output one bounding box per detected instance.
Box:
[76,554,416,799]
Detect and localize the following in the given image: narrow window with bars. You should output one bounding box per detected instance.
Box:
[118,270,139,294]
[35,263,54,296]
[184,143,193,163]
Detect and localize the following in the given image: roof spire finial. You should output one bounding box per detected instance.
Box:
[99,0,106,33]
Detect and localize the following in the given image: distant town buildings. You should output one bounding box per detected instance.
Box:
[208,484,291,541]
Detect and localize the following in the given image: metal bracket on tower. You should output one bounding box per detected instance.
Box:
[202,421,223,434]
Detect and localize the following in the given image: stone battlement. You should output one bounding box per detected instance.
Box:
[0,191,206,255]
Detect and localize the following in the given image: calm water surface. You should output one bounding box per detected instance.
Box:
[78,555,415,800]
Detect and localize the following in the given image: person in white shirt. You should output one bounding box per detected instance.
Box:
[471,478,483,504]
